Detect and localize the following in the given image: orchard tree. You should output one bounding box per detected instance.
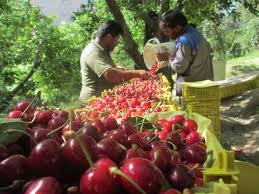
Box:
[73,0,258,69]
[0,0,84,111]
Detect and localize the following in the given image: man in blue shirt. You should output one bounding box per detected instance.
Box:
[156,11,214,96]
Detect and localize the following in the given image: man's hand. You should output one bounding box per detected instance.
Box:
[137,69,148,79]
[155,52,170,62]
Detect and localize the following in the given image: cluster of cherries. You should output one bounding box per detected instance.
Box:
[77,64,171,121]
[1,100,207,194]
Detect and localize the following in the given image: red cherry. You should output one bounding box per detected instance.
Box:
[158,130,169,140]
[93,119,106,133]
[195,177,204,187]
[103,117,118,131]
[179,131,187,142]
[62,120,84,135]
[157,119,172,132]
[166,132,182,149]
[171,114,185,125]
[181,143,207,164]
[125,146,149,160]
[24,176,62,194]
[183,119,198,134]
[81,125,102,141]
[127,133,146,150]
[14,100,34,113]
[34,110,53,125]
[107,129,128,147]
[48,117,66,135]
[95,138,125,164]
[52,110,69,120]
[62,134,97,171]
[168,164,195,191]
[118,122,136,136]
[149,145,172,172]
[186,131,201,145]
[0,155,29,186]
[154,107,161,112]
[120,157,164,194]
[28,139,63,177]
[80,158,121,194]
[33,127,62,144]
[6,110,22,119]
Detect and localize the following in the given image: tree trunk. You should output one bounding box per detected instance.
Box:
[158,0,170,42]
[211,21,226,59]
[175,0,185,12]
[0,41,43,112]
[144,11,160,44]
[105,0,147,70]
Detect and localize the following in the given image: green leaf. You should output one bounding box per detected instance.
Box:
[128,116,156,131]
[161,178,171,191]
[0,118,27,145]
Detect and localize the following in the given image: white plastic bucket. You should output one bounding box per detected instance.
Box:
[143,38,175,70]
[213,59,226,81]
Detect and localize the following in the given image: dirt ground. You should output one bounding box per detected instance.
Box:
[220,88,259,166]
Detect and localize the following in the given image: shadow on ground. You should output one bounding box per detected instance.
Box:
[220,88,259,165]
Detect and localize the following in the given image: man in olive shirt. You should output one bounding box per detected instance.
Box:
[79,20,147,105]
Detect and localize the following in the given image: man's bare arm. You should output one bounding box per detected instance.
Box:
[103,68,147,83]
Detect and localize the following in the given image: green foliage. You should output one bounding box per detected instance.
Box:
[226,49,259,76]
[0,0,85,110]
[0,0,258,111]
[200,5,258,60]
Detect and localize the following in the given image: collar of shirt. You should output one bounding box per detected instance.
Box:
[176,25,189,44]
[91,40,111,55]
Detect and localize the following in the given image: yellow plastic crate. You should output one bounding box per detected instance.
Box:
[235,161,259,194]
[216,71,259,99]
[181,81,221,139]
[144,111,259,194]
[219,79,258,99]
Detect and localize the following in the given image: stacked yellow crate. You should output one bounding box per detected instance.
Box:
[181,81,221,139]
[216,71,259,99]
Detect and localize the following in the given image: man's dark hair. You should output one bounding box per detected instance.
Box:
[160,10,188,28]
[96,20,124,38]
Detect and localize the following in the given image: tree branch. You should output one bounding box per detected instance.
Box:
[0,39,45,112]
[175,0,185,12]
[159,0,170,16]
[105,0,146,69]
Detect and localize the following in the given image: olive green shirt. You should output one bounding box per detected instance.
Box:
[79,40,116,104]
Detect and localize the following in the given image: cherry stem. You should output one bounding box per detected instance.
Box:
[154,150,160,160]
[47,119,69,136]
[139,118,145,132]
[67,186,79,193]
[4,129,37,145]
[168,129,182,135]
[0,179,26,191]
[61,135,67,143]
[69,110,73,131]
[21,90,41,116]
[109,167,146,194]
[132,144,139,150]
[22,115,37,124]
[75,136,94,168]
[162,140,177,150]
[75,111,109,135]
[145,135,158,145]
[207,150,213,157]
[118,142,127,151]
